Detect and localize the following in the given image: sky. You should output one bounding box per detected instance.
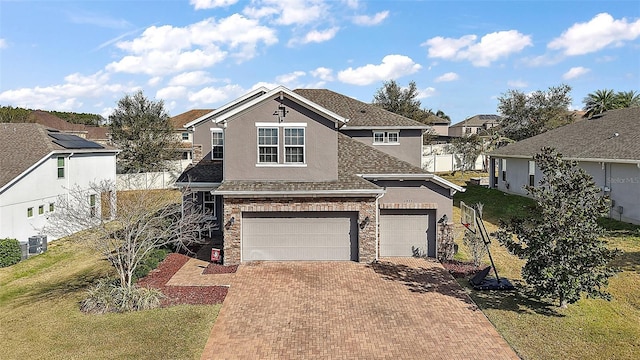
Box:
[0,1,638,124]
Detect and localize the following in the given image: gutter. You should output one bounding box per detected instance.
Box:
[358,173,466,194]
[490,154,640,165]
[212,188,385,197]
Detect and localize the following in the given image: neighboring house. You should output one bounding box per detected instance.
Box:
[170,109,214,162]
[176,86,464,265]
[490,107,640,225]
[448,114,501,137]
[30,110,110,145]
[0,123,119,243]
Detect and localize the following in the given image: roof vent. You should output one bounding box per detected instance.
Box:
[360,109,366,113]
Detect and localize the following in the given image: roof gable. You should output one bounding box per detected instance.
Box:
[184,87,270,128]
[490,107,640,161]
[294,88,430,129]
[170,109,214,130]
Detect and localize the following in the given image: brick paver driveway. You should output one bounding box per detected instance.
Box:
[201,258,518,360]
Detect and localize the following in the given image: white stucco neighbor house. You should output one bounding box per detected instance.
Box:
[489,107,640,225]
[0,123,119,243]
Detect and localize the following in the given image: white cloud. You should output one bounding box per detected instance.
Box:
[300,27,339,44]
[190,0,239,10]
[0,71,137,111]
[562,66,590,80]
[169,71,216,86]
[106,15,277,76]
[342,0,359,9]
[156,86,188,100]
[243,0,328,26]
[276,71,306,85]
[148,76,163,86]
[311,67,334,81]
[0,38,6,49]
[434,72,459,82]
[353,11,389,26]
[337,55,422,86]
[252,82,279,90]
[423,30,532,67]
[188,84,245,105]
[548,13,640,56]
[507,80,528,88]
[417,87,436,99]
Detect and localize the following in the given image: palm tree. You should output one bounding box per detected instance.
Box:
[583,89,616,118]
[614,90,640,108]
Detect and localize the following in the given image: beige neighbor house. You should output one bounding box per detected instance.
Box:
[490,107,640,225]
[175,86,465,265]
[448,114,501,137]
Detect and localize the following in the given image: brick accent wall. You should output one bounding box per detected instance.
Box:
[222,197,377,265]
[192,144,203,163]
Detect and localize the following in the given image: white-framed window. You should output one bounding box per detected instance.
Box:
[27,207,33,218]
[528,160,535,186]
[284,128,305,163]
[49,203,55,212]
[373,131,399,144]
[258,127,278,163]
[203,192,216,218]
[211,129,224,160]
[38,205,44,215]
[89,194,97,218]
[57,156,65,178]
[501,159,507,181]
[181,132,189,141]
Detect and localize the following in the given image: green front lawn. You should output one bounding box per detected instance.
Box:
[453,184,640,360]
[0,235,219,360]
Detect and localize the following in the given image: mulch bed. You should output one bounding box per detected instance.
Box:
[137,253,228,307]
[441,260,482,278]
[203,263,238,275]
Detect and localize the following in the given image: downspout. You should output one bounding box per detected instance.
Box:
[375,191,385,261]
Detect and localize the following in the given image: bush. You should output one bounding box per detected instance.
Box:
[80,278,164,314]
[0,238,22,268]
[132,248,170,281]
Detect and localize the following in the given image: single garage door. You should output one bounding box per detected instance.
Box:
[242,212,358,261]
[380,209,436,257]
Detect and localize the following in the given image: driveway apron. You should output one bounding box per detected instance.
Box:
[200,258,519,360]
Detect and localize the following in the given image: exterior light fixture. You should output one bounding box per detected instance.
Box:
[359,216,370,230]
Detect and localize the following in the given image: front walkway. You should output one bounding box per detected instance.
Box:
[188,257,518,360]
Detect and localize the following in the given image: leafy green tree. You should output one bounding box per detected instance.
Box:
[0,106,32,123]
[451,134,482,174]
[497,84,572,141]
[614,90,640,108]
[109,91,179,173]
[495,147,621,308]
[372,80,436,124]
[582,89,617,118]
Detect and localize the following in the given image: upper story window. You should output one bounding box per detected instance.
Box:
[89,194,97,218]
[181,132,189,141]
[211,130,224,160]
[528,160,535,186]
[258,128,279,163]
[373,131,399,145]
[284,128,305,163]
[465,128,472,135]
[57,156,65,178]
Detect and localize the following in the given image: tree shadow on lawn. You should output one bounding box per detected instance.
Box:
[368,260,479,310]
[463,279,564,317]
[610,251,640,273]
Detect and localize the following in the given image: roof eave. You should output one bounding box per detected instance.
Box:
[212,189,384,197]
[341,125,431,130]
[491,153,640,164]
[359,173,465,193]
[184,87,270,128]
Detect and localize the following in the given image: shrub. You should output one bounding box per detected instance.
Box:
[80,278,164,314]
[132,248,170,281]
[0,238,22,268]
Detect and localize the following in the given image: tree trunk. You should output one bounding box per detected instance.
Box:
[559,294,568,308]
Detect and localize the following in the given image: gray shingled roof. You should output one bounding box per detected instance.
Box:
[450,114,501,128]
[293,89,430,128]
[0,123,115,188]
[176,159,223,184]
[490,107,640,161]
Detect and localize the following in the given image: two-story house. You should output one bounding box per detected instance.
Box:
[170,109,213,163]
[0,123,119,243]
[176,86,464,264]
[448,114,501,137]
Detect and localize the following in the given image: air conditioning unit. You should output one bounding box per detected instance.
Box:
[19,241,28,260]
[28,235,48,255]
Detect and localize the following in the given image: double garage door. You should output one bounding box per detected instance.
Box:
[379,209,436,257]
[242,212,358,261]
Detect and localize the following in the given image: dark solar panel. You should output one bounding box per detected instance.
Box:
[49,133,104,149]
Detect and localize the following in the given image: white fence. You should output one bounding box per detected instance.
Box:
[116,160,191,191]
[422,153,485,173]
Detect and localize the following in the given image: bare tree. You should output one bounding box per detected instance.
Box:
[45,180,210,288]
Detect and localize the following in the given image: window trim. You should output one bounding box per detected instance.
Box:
[284,127,305,164]
[257,127,279,164]
[57,156,65,179]
[27,207,33,218]
[49,203,55,212]
[89,194,97,218]
[211,129,224,160]
[501,159,507,182]
[202,192,216,219]
[181,132,189,141]
[38,205,44,216]
[528,160,535,186]
[372,130,400,145]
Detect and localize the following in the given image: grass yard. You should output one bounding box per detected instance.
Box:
[450,182,640,360]
[0,233,220,360]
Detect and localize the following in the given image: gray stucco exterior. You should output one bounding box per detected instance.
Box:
[341,129,423,168]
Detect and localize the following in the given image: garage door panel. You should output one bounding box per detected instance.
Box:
[242,212,357,261]
[380,210,433,257]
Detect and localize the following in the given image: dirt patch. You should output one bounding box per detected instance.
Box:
[441,260,482,278]
[138,253,228,306]
[202,263,238,275]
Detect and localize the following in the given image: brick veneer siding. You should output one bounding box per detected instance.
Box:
[222,197,378,265]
